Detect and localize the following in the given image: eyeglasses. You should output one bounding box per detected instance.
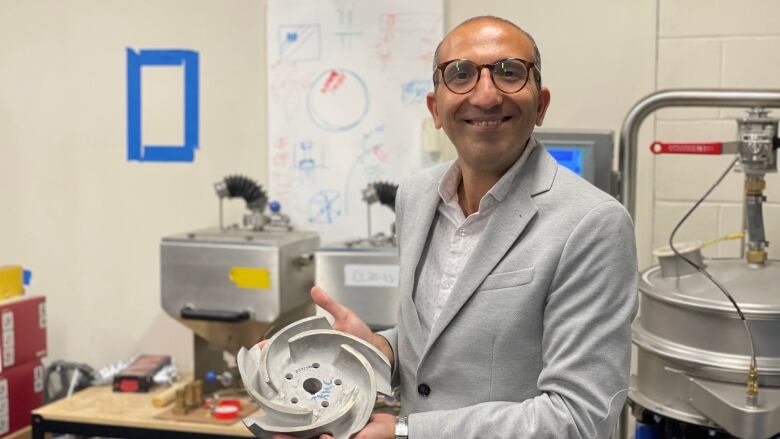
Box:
[434,58,537,94]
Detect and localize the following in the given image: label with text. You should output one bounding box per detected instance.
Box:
[344,264,400,288]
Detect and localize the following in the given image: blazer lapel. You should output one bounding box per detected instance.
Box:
[398,170,443,351]
[419,142,558,362]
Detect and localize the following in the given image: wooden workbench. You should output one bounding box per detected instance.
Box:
[31,382,259,439]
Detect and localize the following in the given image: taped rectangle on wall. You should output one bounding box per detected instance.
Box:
[126,48,199,162]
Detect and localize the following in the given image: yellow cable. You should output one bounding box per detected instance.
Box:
[702,231,744,248]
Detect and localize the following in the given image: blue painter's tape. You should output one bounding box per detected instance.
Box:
[23,269,32,286]
[127,49,142,161]
[126,48,200,162]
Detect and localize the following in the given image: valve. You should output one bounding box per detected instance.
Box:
[649,141,739,155]
[205,370,234,387]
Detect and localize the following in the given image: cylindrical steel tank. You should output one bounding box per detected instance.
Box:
[618,89,780,438]
[630,258,780,438]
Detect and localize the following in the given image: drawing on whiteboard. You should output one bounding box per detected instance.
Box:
[272,137,293,168]
[334,30,363,49]
[343,124,388,213]
[401,80,431,105]
[295,140,326,181]
[380,13,396,42]
[334,6,362,49]
[279,24,321,62]
[267,0,442,243]
[308,190,342,224]
[306,68,369,132]
[337,6,353,26]
[373,12,441,69]
[270,137,295,198]
[270,61,313,120]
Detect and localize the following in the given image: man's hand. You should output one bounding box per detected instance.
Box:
[256,287,394,365]
[269,414,394,439]
[311,286,394,365]
[271,434,333,439]
[311,286,373,343]
[352,413,396,439]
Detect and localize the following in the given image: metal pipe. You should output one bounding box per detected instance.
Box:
[619,89,780,216]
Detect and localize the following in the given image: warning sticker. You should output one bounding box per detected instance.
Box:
[39,302,47,329]
[1,312,11,331]
[34,364,44,393]
[1,311,16,367]
[1,311,13,368]
[0,379,8,435]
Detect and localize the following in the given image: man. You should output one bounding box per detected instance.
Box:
[274,15,637,439]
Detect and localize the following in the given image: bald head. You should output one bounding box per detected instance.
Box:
[433,16,542,92]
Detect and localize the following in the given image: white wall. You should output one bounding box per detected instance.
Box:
[0,0,658,370]
[653,0,780,260]
[13,0,780,376]
[0,0,268,368]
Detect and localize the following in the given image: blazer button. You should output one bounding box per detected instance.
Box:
[417,383,431,397]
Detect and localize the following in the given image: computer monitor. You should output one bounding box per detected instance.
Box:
[534,129,615,195]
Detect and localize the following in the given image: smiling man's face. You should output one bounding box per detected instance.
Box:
[427,19,550,175]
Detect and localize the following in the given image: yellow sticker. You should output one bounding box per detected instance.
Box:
[0,265,24,299]
[229,267,271,290]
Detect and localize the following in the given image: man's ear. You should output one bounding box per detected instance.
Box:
[535,87,551,126]
[426,91,442,129]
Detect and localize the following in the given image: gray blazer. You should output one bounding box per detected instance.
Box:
[379,139,638,438]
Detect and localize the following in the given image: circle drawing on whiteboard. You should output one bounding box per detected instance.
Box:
[306,68,369,132]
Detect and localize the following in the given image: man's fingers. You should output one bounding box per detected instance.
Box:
[311,286,348,320]
[271,434,330,439]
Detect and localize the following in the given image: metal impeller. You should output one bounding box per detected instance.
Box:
[237,316,392,439]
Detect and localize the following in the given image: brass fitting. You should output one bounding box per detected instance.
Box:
[746,249,768,265]
[172,380,205,415]
[746,362,760,407]
[173,388,187,415]
[745,178,766,193]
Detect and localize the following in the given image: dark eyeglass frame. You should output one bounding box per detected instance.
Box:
[434,58,537,94]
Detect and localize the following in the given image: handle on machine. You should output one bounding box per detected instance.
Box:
[650,141,724,155]
[180,306,250,322]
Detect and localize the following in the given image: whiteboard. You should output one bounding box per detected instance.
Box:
[266,0,443,244]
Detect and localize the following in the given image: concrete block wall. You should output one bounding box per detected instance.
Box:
[653,0,780,262]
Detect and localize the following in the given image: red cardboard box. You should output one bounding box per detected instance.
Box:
[0,296,46,373]
[0,360,44,437]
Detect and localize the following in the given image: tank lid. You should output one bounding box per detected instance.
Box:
[640,259,780,317]
[161,227,319,246]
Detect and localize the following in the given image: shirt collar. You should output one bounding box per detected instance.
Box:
[437,139,537,210]
[489,138,536,202]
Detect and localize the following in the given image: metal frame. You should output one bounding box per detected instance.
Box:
[31,414,248,439]
[618,88,780,216]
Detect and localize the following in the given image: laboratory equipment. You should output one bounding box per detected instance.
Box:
[161,175,318,394]
[620,89,780,438]
[535,129,616,196]
[315,182,400,330]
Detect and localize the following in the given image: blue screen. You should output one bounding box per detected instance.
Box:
[547,146,584,176]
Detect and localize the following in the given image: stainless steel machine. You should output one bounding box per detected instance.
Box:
[315,182,400,330]
[619,90,780,438]
[161,175,318,394]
